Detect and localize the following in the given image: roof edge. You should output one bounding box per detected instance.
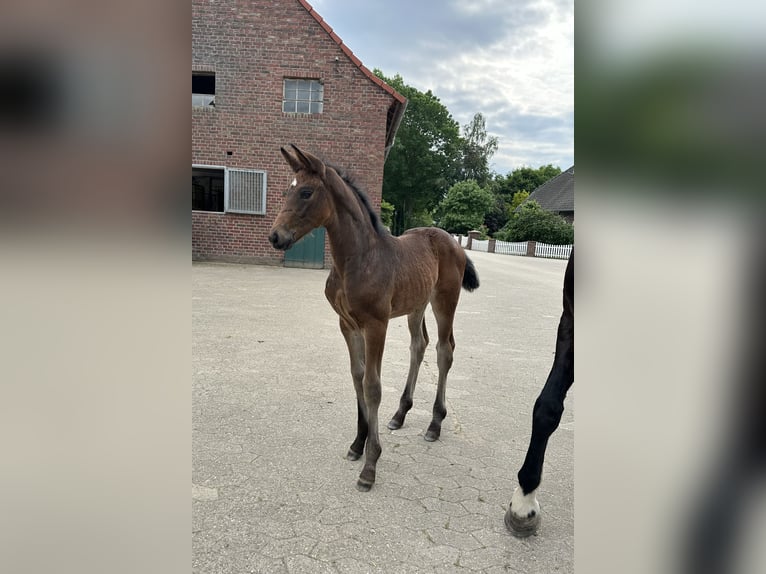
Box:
[515,165,575,212]
[385,99,408,160]
[296,0,407,105]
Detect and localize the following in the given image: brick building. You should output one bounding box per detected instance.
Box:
[192,0,407,267]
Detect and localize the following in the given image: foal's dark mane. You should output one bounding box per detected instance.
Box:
[327,163,388,236]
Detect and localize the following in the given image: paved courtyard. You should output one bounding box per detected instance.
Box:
[193,250,573,573]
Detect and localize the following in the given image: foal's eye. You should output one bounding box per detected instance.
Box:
[299,188,313,199]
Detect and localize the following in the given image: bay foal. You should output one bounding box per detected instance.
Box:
[269,144,479,491]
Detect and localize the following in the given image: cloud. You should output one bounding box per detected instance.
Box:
[312,0,573,173]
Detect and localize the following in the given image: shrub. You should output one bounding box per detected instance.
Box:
[435,180,495,235]
[495,200,574,244]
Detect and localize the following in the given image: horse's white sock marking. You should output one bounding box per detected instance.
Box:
[510,486,540,518]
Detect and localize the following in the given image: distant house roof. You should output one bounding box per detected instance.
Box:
[521,166,574,213]
[297,0,407,157]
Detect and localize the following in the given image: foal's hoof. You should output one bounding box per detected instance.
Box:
[504,504,541,537]
[387,418,403,430]
[424,429,440,442]
[346,448,363,461]
[355,478,374,492]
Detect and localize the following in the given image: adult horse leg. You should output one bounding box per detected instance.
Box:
[425,299,457,442]
[506,274,574,537]
[388,307,429,431]
[340,319,367,461]
[356,319,388,491]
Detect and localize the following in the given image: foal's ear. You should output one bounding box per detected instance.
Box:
[286,144,326,178]
[280,145,304,173]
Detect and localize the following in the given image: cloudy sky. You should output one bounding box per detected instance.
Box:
[311,0,573,176]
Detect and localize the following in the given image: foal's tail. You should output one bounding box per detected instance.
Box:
[462,256,480,292]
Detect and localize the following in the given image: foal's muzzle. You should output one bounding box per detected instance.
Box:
[268,228,294,251]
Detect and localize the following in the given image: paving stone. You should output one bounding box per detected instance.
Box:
[424,527,483,551]
[439,485,482,503]
[458,547,519,572]
[421,496,470,517]
[285,555,338,574]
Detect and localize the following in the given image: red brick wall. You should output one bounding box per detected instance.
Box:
[192,0,395,265]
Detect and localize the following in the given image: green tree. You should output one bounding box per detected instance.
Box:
[508,190,530,213]
[485,190,530,236]
[484,166,561,234]
[483,195,508,236]
[495,200,574,244]
[459,113,498,186]
[379,199,395,230]
[494,165,562,202]
[375,70,463,234]
[435,180,495,235]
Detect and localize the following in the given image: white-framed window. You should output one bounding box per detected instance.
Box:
[282,78,323,114]
[192,165,267,215]
[193,72,215,107]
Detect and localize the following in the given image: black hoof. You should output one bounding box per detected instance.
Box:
[355,478,373,492]
[346,448,363,461]
[424,429,440,442]
[387,418,403,430]
[504,505,541,537]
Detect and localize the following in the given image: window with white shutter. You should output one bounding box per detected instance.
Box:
[192,166,267,215]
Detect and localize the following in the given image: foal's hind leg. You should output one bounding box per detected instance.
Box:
[425,300,457,442]
[387,307,429,431]
[339,319,367,460]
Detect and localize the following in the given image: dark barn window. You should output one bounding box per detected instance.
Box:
[192,167,224,212]
[192,72,215,107]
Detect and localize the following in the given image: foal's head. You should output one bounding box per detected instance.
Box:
[269,144,334,251]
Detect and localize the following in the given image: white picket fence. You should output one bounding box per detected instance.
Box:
[494,240,528,256]
[453,235,572,260]
[534,242,572,259]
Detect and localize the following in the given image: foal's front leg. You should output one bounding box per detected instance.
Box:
[339,319,366,460]
[356,319,387,491]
